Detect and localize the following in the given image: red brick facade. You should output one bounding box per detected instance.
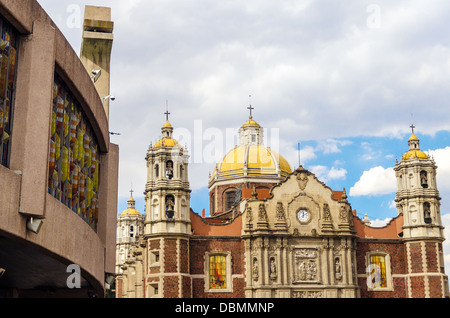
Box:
[354,238,446,298]
[210,182,274,215]
[190,238,245,298]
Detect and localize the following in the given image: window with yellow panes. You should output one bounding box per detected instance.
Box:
[370,255,387,288]
[48,74,100,231]
[209,255,227,289]
[0,15,18,168]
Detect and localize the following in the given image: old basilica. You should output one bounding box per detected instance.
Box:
[115,110,449,298]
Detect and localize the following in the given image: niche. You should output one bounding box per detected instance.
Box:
[165,195,175,219]
[166,160,174,179]
[420,171,428,188]
[424,202,432,224]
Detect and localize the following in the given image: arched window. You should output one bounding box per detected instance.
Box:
[166,160,174,179]
[424,202,432,224]
[155,164,159,178]
[224,190,236,211]
[165,195,175,219]
[420,170,428,188]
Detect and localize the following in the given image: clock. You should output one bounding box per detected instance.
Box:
[297,209,310,223]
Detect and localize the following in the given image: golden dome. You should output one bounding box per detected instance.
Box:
[401,150,429,161]
[153,137,179,149]
[163,121,172,128]
[213,145,292,180]
[401,132,429,161]
[242,118,261,128]
[121,197,141,216]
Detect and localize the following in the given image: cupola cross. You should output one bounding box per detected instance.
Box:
[410,114,415,134]
[247,104,254,118]
[165,101,171,122]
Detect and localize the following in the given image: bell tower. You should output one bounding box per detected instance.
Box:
[394,125,444,239]
[144,111,190,234]
[394,124,448,297]
[143,110,192,298]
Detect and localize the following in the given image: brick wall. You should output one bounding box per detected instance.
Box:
[164,276,179,298]
[356,240,407,298]
[164,239,178,273]
[190,238,245,298]
[180,239,189,273]
[409,242,423,273]
[410,276,425,298]
[425,242,438,272]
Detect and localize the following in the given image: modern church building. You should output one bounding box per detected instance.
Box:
[0,2,118,298]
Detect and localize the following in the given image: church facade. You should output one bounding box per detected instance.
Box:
[116,113,449,298]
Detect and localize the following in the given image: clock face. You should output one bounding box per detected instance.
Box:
[297,209,310,223]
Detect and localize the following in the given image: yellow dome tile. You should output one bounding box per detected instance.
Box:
[215,145,291,179]
[153,137,179,149]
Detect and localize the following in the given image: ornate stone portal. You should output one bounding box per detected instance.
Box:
[243,167,358,298]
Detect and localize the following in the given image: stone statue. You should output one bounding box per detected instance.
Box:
[270,257,277,280]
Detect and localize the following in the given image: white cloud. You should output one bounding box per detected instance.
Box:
[369,217,393,228]
[349,166,396,197]
[317,138,352,154]
[428,147,450,192]
[309,165,347,183]
[36,0,450,213]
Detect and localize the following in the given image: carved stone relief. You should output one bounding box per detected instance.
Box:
[296,171,309,191]
[258,204,267,221]
[276,202,286,221]
[252,257,259,282]
[269,257,277,281]
[292,290,323,298]
[293,248,320,283]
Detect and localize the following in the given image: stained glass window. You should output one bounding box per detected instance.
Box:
[209,255,227,289]
[0,15,18,167]
[48,74,100,231]
[370,255,387,288]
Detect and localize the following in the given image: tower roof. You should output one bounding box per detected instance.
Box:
[120,190,141,217]
[401,125,429,161]
[153,106,180,149]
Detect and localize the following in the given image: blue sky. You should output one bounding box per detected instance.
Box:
[121,129,450,225]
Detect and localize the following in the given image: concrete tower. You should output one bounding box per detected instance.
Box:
[395,124,448,297]
[80,5,114,119]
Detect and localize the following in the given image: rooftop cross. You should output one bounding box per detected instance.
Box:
[410,114,415,134]
[165,101,170,122]
[247,95,254,119]
[247,104,254,119]
[130,188,134,198]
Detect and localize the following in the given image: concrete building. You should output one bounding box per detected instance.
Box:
[0,1,118,298]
